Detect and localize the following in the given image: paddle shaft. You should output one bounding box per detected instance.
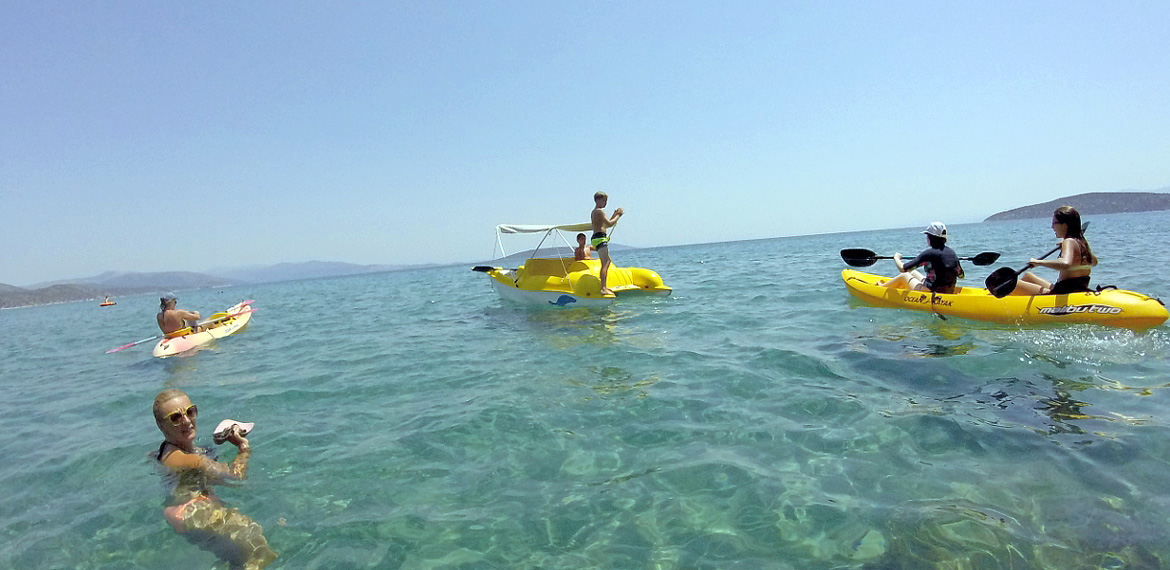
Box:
[1027,244,1064,273]
[105,335,162,354]
[175,307,256,335]
[1023,221,1088,273]
[840,248,999,268]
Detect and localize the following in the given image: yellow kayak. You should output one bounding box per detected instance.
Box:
[842,269,1167,330]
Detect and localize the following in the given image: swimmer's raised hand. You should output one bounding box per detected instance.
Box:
[226,425,250,450]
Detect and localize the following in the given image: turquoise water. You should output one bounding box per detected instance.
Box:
[2,211,1169,570]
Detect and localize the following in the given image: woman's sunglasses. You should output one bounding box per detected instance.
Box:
[164,404,198,425]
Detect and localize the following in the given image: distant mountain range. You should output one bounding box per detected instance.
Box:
[0,283,166,310]
[0,283,26,295]
[984,189,1170,221]
[1,261,426,309]
[27,270,242,291]
[205,261,409,284]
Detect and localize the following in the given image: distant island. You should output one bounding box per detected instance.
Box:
[0,261,429,309]
[984,189,1170,222]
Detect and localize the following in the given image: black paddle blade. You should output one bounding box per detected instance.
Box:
[840,248,879,267]
[968,252,1001,266]
[984,267,1019,298]
[471,266,496,273]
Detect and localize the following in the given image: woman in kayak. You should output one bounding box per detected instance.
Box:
[1011,206,1096,295]
[153,389,277,569]
[882,222,964,294]
[157,294,204,335]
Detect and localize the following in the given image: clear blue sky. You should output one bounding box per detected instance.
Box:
[3,2,1168,286]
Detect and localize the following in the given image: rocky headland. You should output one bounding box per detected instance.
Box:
[984,189,1170,222]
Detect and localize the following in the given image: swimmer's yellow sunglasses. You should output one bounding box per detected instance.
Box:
[164,404,198,425]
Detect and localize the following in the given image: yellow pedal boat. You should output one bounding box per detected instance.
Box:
[842,269,1167,330]
[473,223,671,307]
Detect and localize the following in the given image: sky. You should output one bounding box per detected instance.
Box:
[3,2,1169,286]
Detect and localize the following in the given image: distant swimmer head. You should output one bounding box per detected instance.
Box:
[160,293,177,310]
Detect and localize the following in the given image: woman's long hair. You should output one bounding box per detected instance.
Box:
[1054,206,1095,265]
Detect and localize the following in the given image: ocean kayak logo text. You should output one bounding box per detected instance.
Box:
[1038,304,1122,316]
[907,294,953,307]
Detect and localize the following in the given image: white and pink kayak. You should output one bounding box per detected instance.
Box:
[152,301,254,358]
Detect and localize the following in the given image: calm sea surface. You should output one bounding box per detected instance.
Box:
[2,211,1169,570]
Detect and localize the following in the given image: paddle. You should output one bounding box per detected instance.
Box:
[105,307,257,354]
[840,249,1001,268]
[984,222,1089,298]
[105,334,165,354]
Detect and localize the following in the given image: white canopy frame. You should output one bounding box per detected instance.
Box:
[493,223,593,260]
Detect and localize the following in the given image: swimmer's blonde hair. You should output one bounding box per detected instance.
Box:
[594,191,607,201]
[153,389,188,421]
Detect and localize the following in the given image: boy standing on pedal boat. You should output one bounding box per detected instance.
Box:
[590,191,624,295]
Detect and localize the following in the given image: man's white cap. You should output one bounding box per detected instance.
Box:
[923,222,947,238]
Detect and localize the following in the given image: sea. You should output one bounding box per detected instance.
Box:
[2,210,1169,570]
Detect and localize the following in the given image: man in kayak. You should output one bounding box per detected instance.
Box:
[882,222,964,294]
[157,294,204,335]
[591,191,624,295]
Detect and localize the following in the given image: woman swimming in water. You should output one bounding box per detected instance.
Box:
[153,389,277,569]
